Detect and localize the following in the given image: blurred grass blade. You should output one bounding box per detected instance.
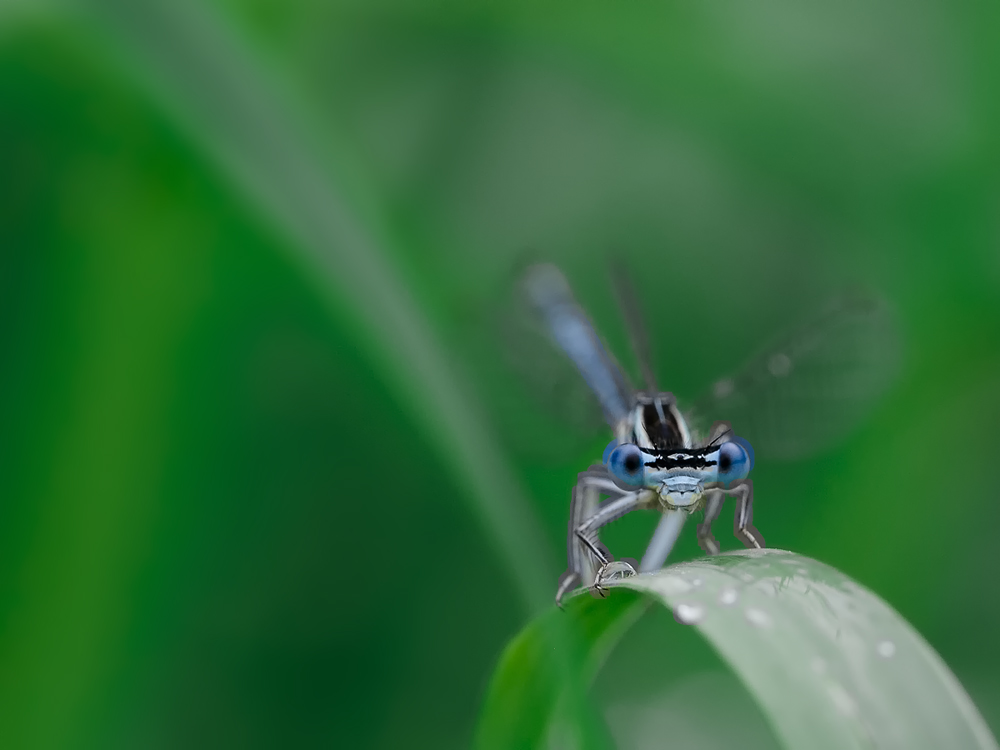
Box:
[74,0,555,610]
[478,550,999,750]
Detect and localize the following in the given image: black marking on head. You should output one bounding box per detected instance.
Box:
[641,400,684,449]
[643,446,718,471]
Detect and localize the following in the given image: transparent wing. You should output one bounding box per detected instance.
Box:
[494,287,608,441]
[512,263,634,430]
[686,289,902,460]
[476,265,619,457]
[609,258,658,392]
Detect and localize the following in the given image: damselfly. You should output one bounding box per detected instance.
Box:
[518,263,899,606]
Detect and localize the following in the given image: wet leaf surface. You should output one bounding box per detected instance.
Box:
[477,550,998,750]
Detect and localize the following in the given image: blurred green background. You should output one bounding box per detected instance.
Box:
[1,1,999,748]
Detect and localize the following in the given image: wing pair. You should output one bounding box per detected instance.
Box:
[518,262,900,461]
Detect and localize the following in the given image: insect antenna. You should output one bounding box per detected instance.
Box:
[706,423,734,447]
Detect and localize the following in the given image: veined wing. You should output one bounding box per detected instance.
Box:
[517,263,634,429]
[609,258,658,392]
[687,289,901,460]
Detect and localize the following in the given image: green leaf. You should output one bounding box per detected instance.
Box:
[477,550,998,750]
[475,588,649,750]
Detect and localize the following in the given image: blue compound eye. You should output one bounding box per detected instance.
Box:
[608,443,645,486]
[717,440,752,486]
[734,436,754,471]
[602,439,619,464]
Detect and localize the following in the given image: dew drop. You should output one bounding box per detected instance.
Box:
[744,607,771,628]
[674,603,706,625]
[691,578,703,587]
[811,657,826,675]
[876,640,896,658]
[796,568,808,576]
[741,573,755,583]
[719,588,738,605]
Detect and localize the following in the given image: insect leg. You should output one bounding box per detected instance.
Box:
[696,489,725,555]
[728,480,764,549]
[639,510,687,572]
[575,490,656,563]
[557,465,631,606]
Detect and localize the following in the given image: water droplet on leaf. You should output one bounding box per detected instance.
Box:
[745,607,771,628]
[674,603,705,625]
[876,640,896,658]
[719,588,738,605]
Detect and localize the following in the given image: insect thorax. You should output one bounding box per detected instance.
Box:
[629,391,692,450]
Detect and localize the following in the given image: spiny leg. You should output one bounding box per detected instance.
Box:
[579,489,656,597]
[696,489,725,555]
[729,480,764,549]
[567,466,621,578]
[556,465,631,606]
[575,490,656,565]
